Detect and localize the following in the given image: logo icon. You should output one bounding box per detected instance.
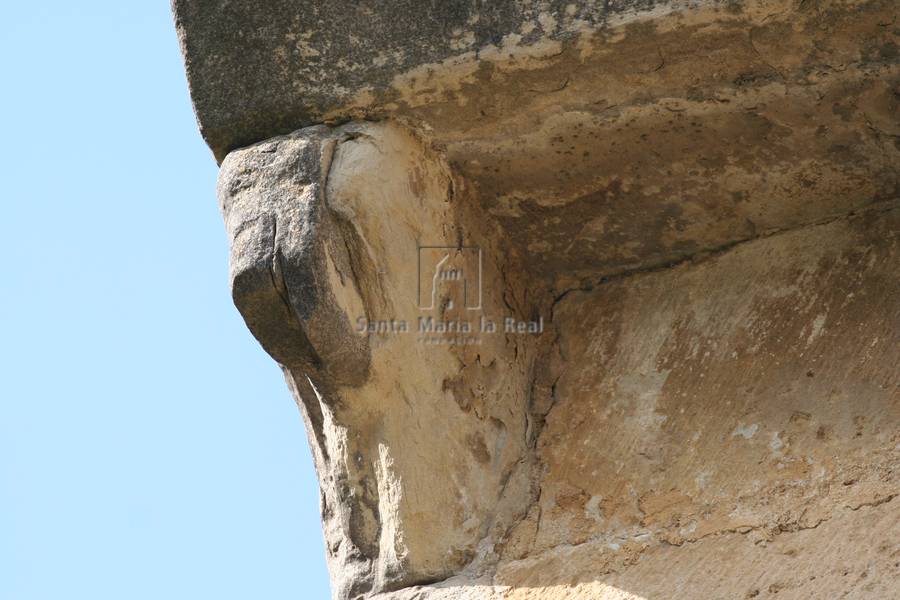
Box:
[417,246,482,311]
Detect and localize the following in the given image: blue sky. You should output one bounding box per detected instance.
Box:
[0,3,331,598]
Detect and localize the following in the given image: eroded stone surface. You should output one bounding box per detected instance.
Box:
[173,0,696,160]
[360,207,900,600]
[497,208,900,596]
[178,0,899,289]
[219,122,539,598]
[175,1,899,598]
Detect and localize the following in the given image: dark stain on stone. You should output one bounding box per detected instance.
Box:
[467,432,491,464]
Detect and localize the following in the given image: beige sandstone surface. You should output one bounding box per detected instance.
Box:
[175,1,899,598]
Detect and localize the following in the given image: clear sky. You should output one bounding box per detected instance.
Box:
[1,3,331,599]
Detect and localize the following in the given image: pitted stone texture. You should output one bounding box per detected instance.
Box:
[220,126,371,385]
[218,122,536,599]
[178,0,899,291]
[173,0,685,160]
[176,1,900,598]
[370,207,900,599]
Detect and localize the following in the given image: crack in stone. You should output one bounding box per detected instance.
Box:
[550,199,900,318]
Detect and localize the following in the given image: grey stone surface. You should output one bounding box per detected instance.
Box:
[220,126,370,386]
[174,0,697,160]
